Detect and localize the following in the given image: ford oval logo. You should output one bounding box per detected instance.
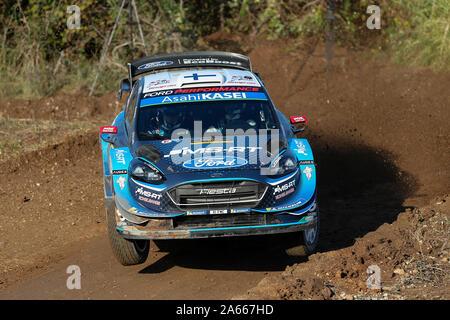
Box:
[182,157,247,169]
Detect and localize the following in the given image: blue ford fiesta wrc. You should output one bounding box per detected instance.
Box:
[100,51,319,265]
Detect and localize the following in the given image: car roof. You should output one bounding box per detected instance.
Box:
[141,68,262,94]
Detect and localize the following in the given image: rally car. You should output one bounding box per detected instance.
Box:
[100,51,319,265]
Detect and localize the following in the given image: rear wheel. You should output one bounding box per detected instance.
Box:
[285,211,320,257]
[106,204,150,266]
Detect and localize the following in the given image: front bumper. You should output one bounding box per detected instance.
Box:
[115,210,318,240]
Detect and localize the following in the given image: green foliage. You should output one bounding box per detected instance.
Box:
[327,0,449,70]
[0,0,448,99]
[0,0,198,98]
[385,0,449,71]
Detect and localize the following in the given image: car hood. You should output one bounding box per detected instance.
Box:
[132,135,286,176]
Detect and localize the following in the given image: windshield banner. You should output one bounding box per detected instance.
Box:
[140,91,267,107]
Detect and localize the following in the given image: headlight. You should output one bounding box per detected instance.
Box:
[266,150,298,177]
[129,158,164,184]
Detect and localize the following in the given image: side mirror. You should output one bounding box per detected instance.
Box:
[290,115,308,134]
[117,78,131,100]
[100,126,118,144]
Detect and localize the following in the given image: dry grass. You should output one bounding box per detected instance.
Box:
[0,116,101,162]
[397,204,450,295]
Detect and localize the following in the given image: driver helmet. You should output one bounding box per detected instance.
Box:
[159,107,184,131]
[225,104,242,121]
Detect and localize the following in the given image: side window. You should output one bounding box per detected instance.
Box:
[125,83,139,133]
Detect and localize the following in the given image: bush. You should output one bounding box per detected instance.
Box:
[0,0,448,98]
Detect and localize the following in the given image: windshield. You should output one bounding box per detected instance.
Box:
[137,98,279,140]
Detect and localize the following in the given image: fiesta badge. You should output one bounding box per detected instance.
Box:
[182,157,247,169]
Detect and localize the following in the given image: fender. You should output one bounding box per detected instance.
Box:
[252,139,316,213]
[289,138,314,162]
[110,147,183,218]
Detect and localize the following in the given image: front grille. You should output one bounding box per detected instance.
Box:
[168,180,267,210]
[173,212,281,229]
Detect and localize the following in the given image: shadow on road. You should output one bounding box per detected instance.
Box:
[309,134,418,252]
[139,236,307,274]
[139,135,418,274]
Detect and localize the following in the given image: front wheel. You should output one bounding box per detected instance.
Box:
[285,211,320,257]
[106,204,150,266]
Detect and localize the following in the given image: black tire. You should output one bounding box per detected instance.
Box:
[285,210,320,257]
[106,205,150,266]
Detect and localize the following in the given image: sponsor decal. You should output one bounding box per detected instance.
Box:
[227,75,259,85]
[127,206,169,217]
[164,146,261,158]
[143,90,174,98]
[112,169,127,175]
[266,199,304,212]
[100,126,117,134]
[299,160,314,165]
[143,86,260,99]
[114,149,126,164]
[137,196,160,206]
[210,209,228,215]
[275,188,295,200]
[174,86,260,94]
[186,210,207,216]
[197,187,237,195]
[162,92,246,103]
[159,138,181,145]
[140,91,267,107]
[303,166,313,181]
[138,61,173,70]
[135,187,162,200]
[128,207,141,214]
[182,157,247,169]
[135,187,162,206]
[273,179,296,195]
[143,84,177,93]
[290,116,307,124]
[294,140,308,156]
[116,176,126,190]
[230,208,251,213]
[230,75,254,82]
[182,58,242,66]
[145,79,170,90]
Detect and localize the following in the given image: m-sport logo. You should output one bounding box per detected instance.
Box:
[182,157,247,169]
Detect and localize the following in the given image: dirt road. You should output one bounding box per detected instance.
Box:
[0,37,448,299]
[0,235,296,299]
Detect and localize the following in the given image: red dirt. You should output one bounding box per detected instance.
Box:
[0,34,448,299]
[0,92,118,121]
